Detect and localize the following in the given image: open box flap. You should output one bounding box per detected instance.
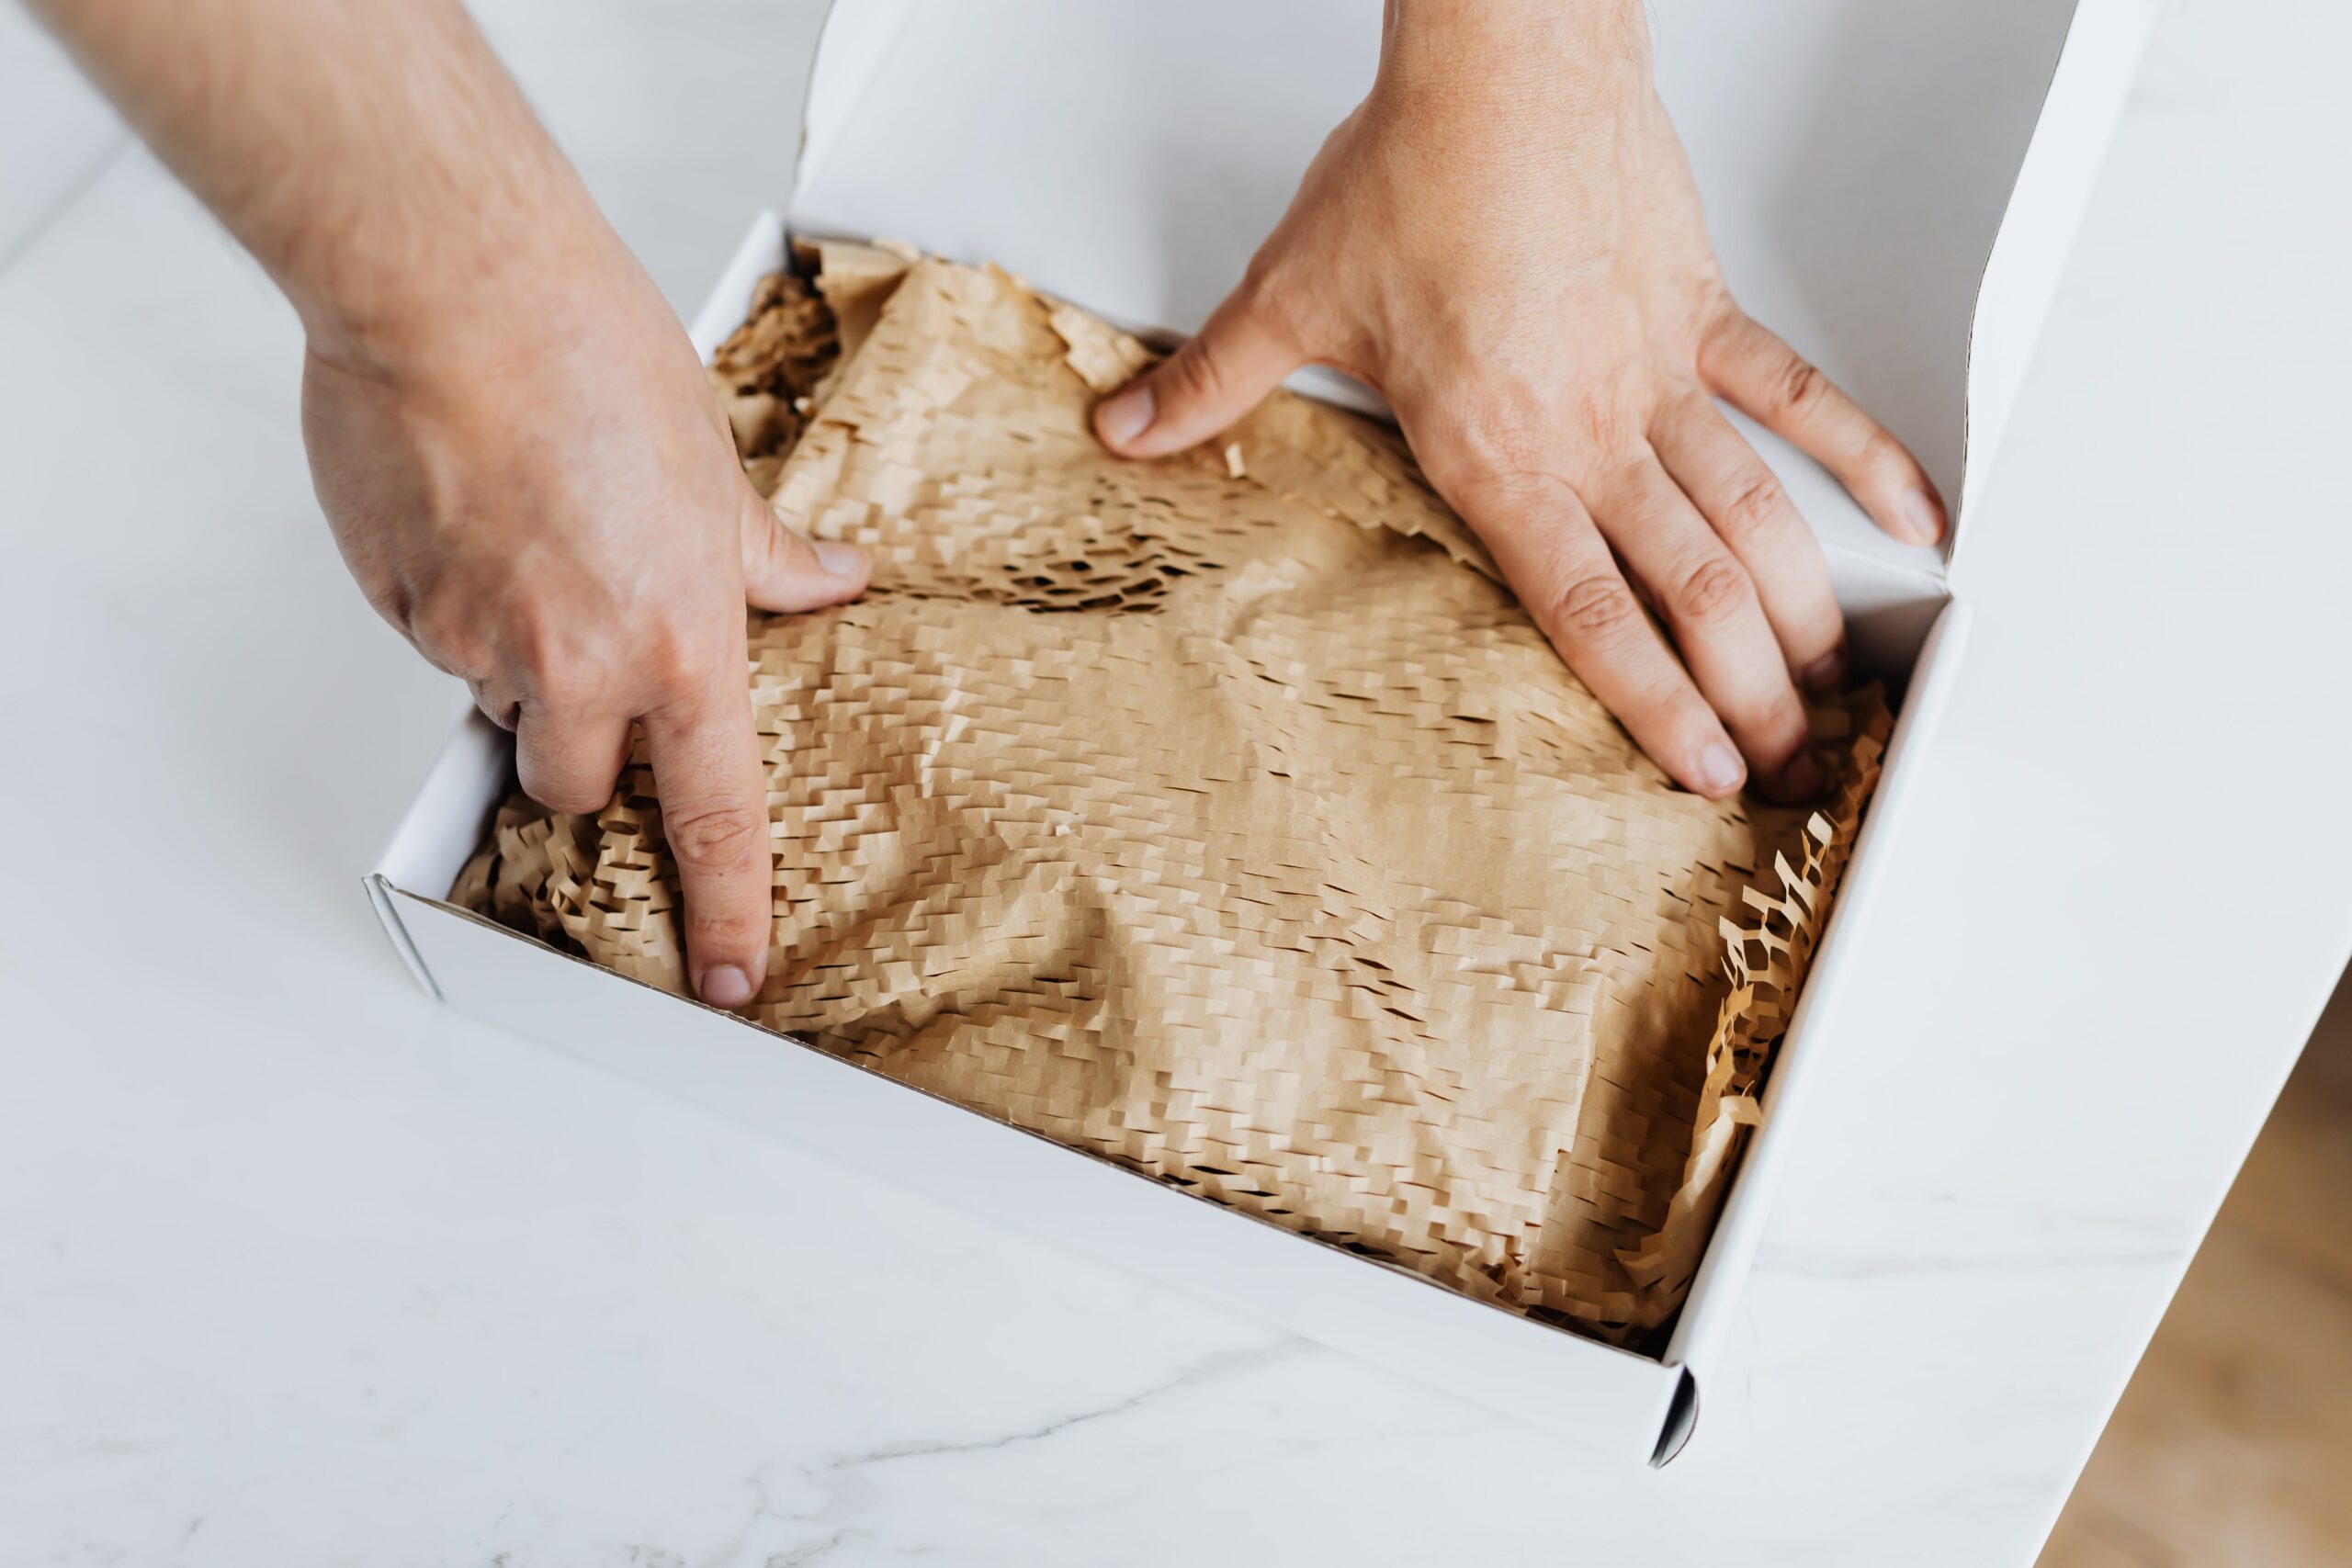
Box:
[791,0,2155,587]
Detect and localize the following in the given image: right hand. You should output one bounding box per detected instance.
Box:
[303,217,869,1009]
[1096,0,1941,802]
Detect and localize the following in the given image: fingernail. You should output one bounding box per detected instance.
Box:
[1778,748,1826,800]
[813,540,866,579]
[1900,487,1946,546]
[698,964,754,1009]
[1096,382,1156,447]
[1696,741,1747,796]
[1800,644,1847,695]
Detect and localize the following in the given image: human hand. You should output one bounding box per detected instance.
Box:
[1094,0,1943,801]
[28,0,872,1004]
[304,216,869,1008]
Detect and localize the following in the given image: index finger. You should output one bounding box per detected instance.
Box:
[640,658,773,1010]
[1700,305,1948,547]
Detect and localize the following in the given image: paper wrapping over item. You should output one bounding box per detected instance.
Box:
[455,242,1890,1348]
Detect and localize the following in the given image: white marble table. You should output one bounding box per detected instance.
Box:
[5,2,2348,1562]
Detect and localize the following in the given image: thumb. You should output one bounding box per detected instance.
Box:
[1092,284,1303,459]
[739,487,870,613]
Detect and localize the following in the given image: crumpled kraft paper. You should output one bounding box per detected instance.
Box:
[455,242,1889,1348]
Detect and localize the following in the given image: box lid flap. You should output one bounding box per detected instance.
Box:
[791,0,2153,579]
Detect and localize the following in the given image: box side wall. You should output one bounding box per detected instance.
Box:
[1960,0,2162,534]
[689,210,788,359]
[396,893,1681,1459]
[367,208,1962,1460]
[1661,597,1972,1380]
[366,709,521,997]
[371,709,517,893]
[791,0,2134,587]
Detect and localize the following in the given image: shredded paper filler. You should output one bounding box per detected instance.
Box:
[456,241,1888,1348]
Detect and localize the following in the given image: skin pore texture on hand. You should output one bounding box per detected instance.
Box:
[1095,0,1946,804]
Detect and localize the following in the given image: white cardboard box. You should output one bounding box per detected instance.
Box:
[367,0,2155,1463]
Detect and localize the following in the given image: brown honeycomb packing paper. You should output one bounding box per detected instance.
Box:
[455,241,1889,1348]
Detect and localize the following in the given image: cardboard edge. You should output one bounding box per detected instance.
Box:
[395,886,1686,1362]
[364,871,439,1001]
[369,710,513,891]
[793,0,918,211]
[1953,0,2161,565]
[1650,1368,1701,1468]
[365,707,515,998]
[389,881,1686,1457]
[1656,596,1973,1417]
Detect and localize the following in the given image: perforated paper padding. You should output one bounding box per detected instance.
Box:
[457,247,1886,1346]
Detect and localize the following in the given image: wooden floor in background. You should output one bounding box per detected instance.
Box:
[2041,974,2352,1568]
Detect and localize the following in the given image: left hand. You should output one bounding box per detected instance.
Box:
[1092,0,1944,802]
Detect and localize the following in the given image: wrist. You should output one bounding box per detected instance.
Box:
[294,174,626,387]
[1377,0,1650,106]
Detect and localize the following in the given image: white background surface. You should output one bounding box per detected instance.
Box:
[4,1,2348,1563]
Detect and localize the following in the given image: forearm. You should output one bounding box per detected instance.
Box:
[26,0,608,368]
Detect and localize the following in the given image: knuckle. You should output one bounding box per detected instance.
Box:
[469,681,519,731]
[1856,426,1912,478]
[1437,421,1597,527]
[686,908,763,950]
[1771,354,1828,417]
[467,590,603,710]
[1668,554,1755,629]
[546,788,612,818]
[1573,387,1635,457]
[521,767,609,818]
[508,596,571,679]
[1749,687,1812,748]
[1716,473,1789,544]
[1550,570,1643,646]
[759,521,812,583]
[665,804,767,874]
[358,576,413,634]
[408,596,489,673]
[527,657,602,716]
[1442,413,1555,498]
[1235,264,1307,345]
[1698,289,1746,347]
[1635,672,1708,733]
[643,622,728,700]
[1164,339,1231,410]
